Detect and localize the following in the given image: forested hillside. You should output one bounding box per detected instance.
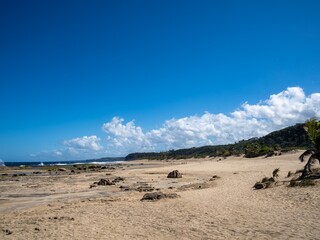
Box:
[125,123,312,160]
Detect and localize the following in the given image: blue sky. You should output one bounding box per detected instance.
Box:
[1,0,320,161]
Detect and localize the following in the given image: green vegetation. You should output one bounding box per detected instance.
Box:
[299,118,320,179]
[125,123,312,160]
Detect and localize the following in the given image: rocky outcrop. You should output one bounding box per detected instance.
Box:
[167,170,182,178]
[97,179,115,186]
[141,192,180,201]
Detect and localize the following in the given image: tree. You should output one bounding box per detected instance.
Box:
[299,118,320,179]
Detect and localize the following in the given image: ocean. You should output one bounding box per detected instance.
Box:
[0,158,125,167]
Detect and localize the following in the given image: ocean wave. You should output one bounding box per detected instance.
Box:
[88,161,123,165]
[0,159,5,167]
[49,163,69,166]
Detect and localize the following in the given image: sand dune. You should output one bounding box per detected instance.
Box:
[1,151,319,239]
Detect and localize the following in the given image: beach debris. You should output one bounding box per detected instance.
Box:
[58,168,67,172]
[167,170,182,178]
[141,192,180,201]
[254,168,281,190]
[253,177,276,190]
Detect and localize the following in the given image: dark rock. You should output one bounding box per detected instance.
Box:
[112,177,125,183]
[209,175,220,181]
[137,185,155,192]
[167,170,182,178]
[97,178,114,186]
[3,229,12,235]
[253,182,265,189]
[141,192,180,201]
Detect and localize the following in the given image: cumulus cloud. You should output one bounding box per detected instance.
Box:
[102,118,152,154]
[63,135,102,152]
[102,87,320,154]
[31,136,103,160]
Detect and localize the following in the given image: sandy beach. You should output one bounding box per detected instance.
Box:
[0,151,319,240]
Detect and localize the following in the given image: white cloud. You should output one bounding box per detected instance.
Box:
[63,135,102,152]
[31,87,320,159]
[102,117,152,153]
[102,87,320,154]
[31,136,103,160]
[30,149,64,159]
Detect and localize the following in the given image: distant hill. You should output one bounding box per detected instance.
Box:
[125,123,312,160]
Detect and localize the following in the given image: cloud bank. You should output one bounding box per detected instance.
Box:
[102,87,320,155]
[31,87,320,159]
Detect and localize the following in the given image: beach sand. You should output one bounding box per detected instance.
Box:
[1,151,319,239]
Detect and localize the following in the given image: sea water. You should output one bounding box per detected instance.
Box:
[2,158,124,167]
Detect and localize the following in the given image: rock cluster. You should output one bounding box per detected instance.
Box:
[97,179,115,186]
[93,177,125,187]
